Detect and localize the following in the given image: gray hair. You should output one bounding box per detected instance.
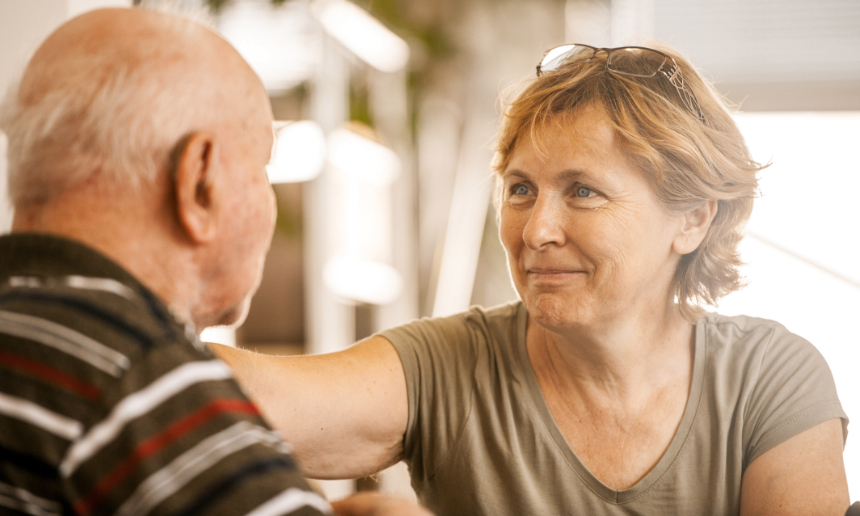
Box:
[0,5,217,208]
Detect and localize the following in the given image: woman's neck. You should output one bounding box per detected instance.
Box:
[526,302,695,405]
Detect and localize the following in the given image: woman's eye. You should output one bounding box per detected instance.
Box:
[513,184,530,196]
[575,186,593,198]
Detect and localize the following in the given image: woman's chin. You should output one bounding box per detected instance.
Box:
[525,293,593,331]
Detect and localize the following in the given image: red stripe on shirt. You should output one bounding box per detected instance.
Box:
[0,350,101,401]
[73,398,260,515]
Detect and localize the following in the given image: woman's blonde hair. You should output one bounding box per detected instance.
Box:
[493,44,765,321]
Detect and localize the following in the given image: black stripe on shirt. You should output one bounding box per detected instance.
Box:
[0,291,169,350]
[0,445,59,480]
[173,456,298,516]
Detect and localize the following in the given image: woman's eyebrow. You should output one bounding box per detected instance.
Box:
[557,169,591,182]
[502,168,598,187]
[502,169,529,180]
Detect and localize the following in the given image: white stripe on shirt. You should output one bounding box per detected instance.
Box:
[244,488,332,516]
[0,392,82,441]
[9,275,137,301]
[63,275,137,300]
[0,309,130,376]
[0,482,61,516]
[0,494,61,516]
[114,421,291,516]
[59,359,233,477]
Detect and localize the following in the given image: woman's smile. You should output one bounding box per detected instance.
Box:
[526,267,588,285]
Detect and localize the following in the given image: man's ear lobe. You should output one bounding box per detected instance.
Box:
[673,199,718,255]
[172,132,219,243]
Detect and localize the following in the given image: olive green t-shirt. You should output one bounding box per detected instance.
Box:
[379,302,848,516]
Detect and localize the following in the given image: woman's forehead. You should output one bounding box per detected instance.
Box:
[509,109,618,167]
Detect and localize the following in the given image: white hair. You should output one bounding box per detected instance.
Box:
[0,6,219,208]
[136,0,215,27]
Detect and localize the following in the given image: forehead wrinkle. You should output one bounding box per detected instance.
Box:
[517,118,612,174]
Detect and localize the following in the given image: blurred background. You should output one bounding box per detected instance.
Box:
[1,0,858,503]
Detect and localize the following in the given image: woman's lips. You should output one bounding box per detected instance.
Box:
[526,268,586,283]
[527,267,585,274]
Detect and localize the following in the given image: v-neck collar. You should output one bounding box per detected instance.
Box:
[513,302,707,503]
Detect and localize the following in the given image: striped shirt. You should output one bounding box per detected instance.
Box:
[0,233,330,516]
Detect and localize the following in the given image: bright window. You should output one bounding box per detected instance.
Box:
[719,112,860,498]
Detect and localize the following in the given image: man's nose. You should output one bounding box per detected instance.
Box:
[522,195,567,250]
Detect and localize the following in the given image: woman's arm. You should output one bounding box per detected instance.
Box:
[740,418,849,516]
[211,336,408,479]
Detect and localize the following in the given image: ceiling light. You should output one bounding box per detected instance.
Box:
[312,0,409,73]
[327,127,400,185]
[267,120,327,183]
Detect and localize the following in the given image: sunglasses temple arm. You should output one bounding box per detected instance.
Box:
[662,66,706,123]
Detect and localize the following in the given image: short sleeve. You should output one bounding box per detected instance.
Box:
[742,323,848,468]
[378,311,482,486]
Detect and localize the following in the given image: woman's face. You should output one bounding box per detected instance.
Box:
[499,108,686,333]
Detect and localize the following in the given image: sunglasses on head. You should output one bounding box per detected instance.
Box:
[537,44,706,124]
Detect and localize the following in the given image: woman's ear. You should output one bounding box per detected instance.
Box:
[673,199,718,255]
[172,132,219,244]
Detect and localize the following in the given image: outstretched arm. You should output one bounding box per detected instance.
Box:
[211,336,408,479]
[740,418,849,516]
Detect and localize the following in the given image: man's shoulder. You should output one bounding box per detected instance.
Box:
[0,261,206,439]
[0,232,208,470]
[0,253,326,515]
[0,232,191,356]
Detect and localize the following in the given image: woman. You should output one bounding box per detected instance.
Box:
[215,44,850,515]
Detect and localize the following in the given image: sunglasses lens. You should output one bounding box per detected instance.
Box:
[539,45,594,74]
[606,48,667,77]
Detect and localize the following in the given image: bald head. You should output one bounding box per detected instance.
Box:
[2,7,271,208]
[0,7,277,328]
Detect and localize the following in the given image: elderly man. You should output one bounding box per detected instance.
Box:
[0,7,428,516]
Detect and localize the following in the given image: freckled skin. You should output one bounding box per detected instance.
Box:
[499,108,685,337]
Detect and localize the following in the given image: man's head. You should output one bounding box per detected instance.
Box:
[0,8,277,329]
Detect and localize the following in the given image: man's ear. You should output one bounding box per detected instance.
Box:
[172,132,219,244]
[672,199,718,255]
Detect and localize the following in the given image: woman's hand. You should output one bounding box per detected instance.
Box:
[331,492,433,516]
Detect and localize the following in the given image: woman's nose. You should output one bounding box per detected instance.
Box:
[522,196,567,250]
